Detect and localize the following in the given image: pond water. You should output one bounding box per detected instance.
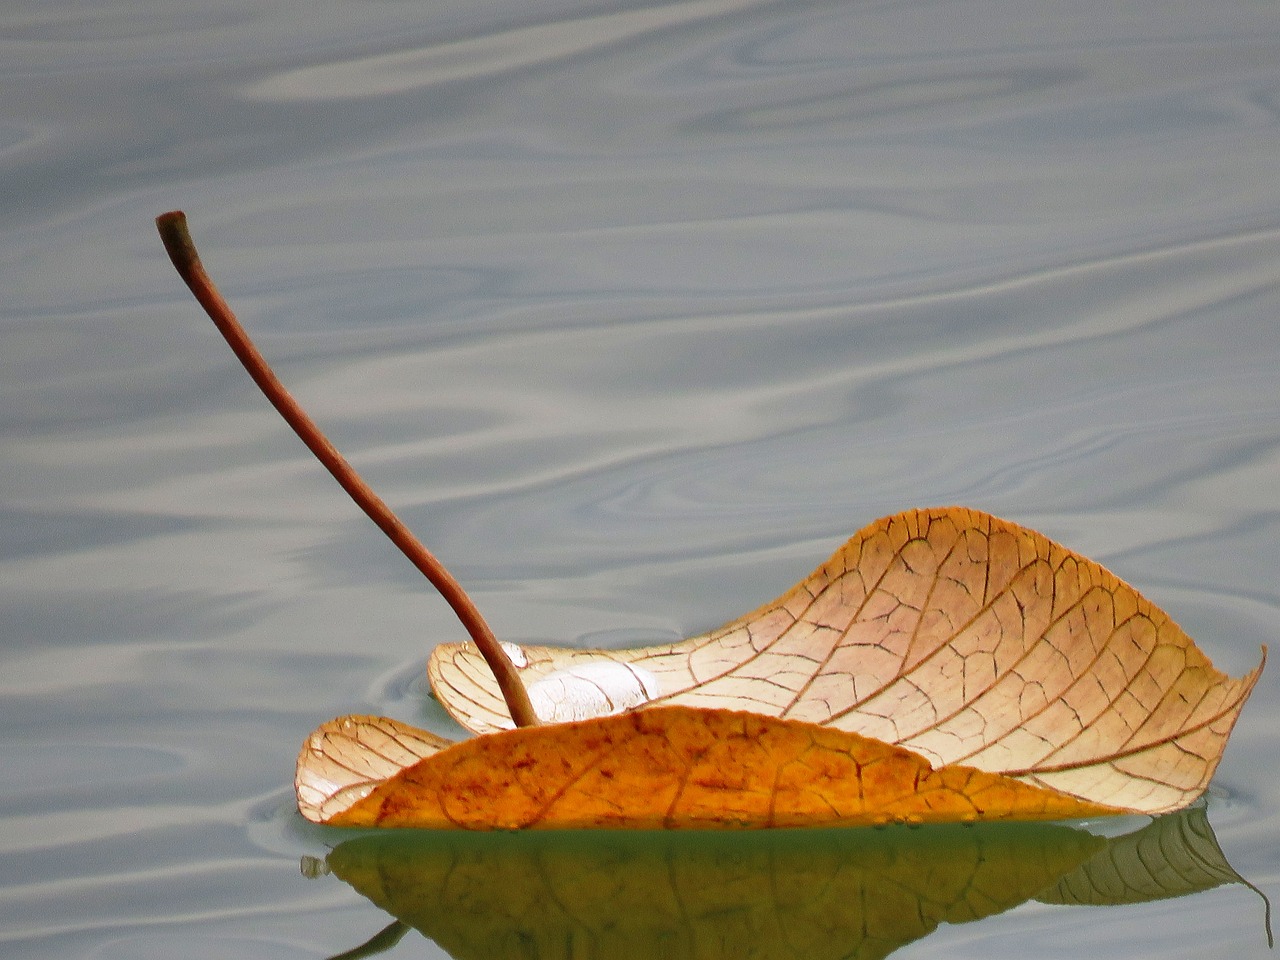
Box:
[3,1,1280,957]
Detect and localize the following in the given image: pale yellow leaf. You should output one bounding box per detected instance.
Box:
[428,507,1263,814]
[295,715,452,825]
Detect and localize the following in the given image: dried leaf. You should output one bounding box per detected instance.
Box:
[323,820,1106,960]
[297,706,1119,829]
[429,507,1263,814]
[296,716,453,825]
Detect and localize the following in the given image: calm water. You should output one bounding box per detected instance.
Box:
[3,1,1280,957]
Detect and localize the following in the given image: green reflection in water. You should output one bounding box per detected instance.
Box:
[314,806,1264,960]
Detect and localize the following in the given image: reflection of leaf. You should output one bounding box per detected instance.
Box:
[326,920,410,960]
[298,707,1117,828]
[429,507,1263,814]
[324,822,1106,960]
[1038,804,1255,906]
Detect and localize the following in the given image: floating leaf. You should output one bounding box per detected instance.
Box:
[429,507,1263,814]
[296,706,1119,828]
[154,217,1260,829]
[322,820,1106,960]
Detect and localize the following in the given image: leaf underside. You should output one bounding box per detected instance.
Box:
[427,507,1263,816]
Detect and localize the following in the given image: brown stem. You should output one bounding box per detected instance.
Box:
[155,210,540,728]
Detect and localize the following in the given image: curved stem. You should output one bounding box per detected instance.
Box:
[155,210,540,728]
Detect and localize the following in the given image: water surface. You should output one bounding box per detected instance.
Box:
[2,1,1279,958]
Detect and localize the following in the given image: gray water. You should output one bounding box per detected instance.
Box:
[3,1,1280,957]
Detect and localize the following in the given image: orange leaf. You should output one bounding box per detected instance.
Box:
[428,507,1263,815]
[297,706,1121,828]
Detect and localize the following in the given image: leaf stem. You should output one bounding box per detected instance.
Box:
[155,210,540,729]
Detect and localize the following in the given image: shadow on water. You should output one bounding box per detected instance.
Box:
[307,804,1268,960]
